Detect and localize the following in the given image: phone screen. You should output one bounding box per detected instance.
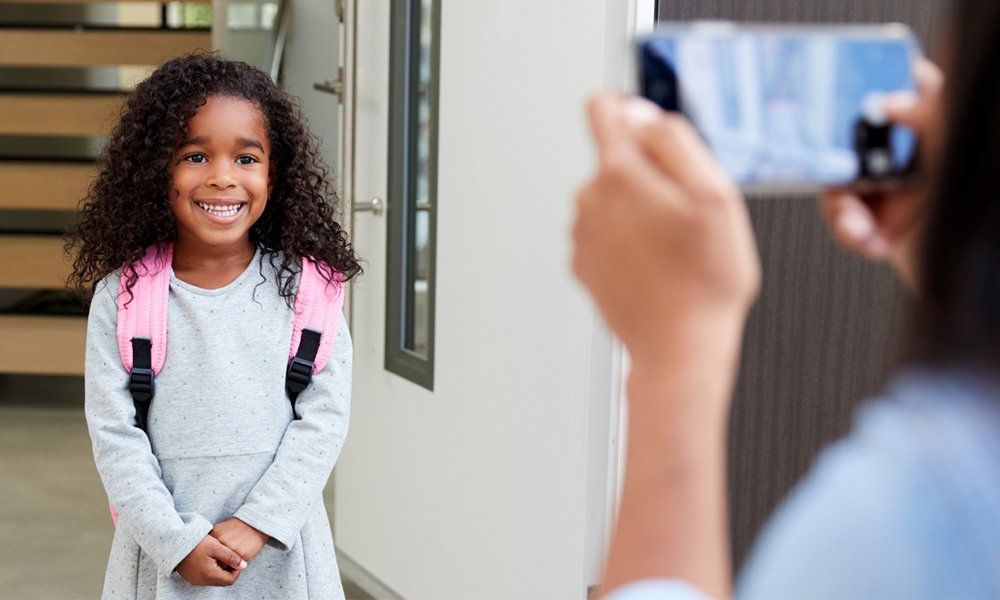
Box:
[639,25,919,189]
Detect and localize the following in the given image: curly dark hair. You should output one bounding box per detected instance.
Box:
[65,52,361,306]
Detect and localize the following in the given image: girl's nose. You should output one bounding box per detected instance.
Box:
[206,162,237,189]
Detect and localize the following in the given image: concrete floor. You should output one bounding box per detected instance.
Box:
[0,375,370,600]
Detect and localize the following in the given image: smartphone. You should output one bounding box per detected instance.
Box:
[638,22,922,195]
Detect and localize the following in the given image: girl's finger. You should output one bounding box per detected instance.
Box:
[206,536,247,572]
[207,562,240,586]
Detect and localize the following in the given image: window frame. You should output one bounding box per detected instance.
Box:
[384,0,440,390]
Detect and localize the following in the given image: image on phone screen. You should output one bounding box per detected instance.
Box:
[640,26,919,189]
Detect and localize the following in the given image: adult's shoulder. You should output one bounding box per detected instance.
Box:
[737,368,1000,599]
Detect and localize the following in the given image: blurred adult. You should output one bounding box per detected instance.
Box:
[572,1,999,597]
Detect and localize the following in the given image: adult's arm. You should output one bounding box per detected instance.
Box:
[602,315,744,599]
[572,94,760,599]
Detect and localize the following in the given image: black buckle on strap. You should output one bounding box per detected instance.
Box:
[285,356,314,395]
[129,367,155,403]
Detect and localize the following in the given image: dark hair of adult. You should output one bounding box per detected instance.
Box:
[65,53,362,307]
[911,0,1000,369]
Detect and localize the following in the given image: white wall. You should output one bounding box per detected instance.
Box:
[335,1,637,597]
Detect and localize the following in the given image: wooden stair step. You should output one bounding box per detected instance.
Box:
[0,315,86,376]
[0,162,95,211]
[0,93,125,136]
[0,235,73,290]
[0,28,210,68]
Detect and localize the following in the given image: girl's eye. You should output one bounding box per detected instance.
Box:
[237,156,259,165]
[184,153,207,164]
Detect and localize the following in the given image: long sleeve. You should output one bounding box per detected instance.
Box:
[737,387,999,599]
[84,276,213,577]
[233,314,352,551]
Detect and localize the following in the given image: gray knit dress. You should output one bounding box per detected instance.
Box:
[84,248,351,599]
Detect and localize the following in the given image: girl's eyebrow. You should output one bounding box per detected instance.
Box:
[177,136,264,152]
[237,137,266,152]
[179,135,207,148]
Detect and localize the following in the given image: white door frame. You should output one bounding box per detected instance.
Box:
[338,0,357,322]
[586,0,658,588]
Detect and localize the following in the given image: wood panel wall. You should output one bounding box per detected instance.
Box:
[655,0,950,569]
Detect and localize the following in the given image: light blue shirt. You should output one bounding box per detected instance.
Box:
[608,368,1000,599]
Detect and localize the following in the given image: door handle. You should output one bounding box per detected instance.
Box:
[314,69,344,101]
[353,197,384,216]
[313,78,344,100]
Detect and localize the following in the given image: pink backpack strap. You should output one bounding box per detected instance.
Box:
[117,243,172,374]
[116,243,172,433]
[109,242,173,526]
[285,257,345,406]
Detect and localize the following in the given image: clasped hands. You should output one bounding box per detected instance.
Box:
[175,518,269,587]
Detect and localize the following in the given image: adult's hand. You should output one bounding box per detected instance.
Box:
[573,93,760,375]
[820,57,944,288]
[175,534,246,586]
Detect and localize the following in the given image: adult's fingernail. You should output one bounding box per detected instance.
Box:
[240,560,248,569]
[622,98,660,127]
[839,207,873,240]
[882,92,918,115]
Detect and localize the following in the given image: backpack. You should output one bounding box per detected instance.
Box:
[107,243,345,525]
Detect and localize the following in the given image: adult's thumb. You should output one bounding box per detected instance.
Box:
[881,91,921,127]
[206,537,247,571]
[882,58,944,130]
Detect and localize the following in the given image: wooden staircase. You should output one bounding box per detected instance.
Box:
[0,2,210,376]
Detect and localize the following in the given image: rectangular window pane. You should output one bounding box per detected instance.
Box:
[386,0,438,389]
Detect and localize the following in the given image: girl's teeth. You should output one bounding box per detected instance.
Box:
[198,203,241,217]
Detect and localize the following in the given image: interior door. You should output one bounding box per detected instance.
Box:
[333,0,640,597]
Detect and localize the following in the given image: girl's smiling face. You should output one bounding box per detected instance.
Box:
[169,95,271,252]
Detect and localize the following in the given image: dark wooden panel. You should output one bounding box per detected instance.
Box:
[0,29,211,68]
[0,93,125,136]
[0,315,86,376]
[0,162,94,211]
[657,0,950,569]
[0,235,72,289]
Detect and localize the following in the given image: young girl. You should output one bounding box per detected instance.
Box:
[66,54,361,598]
